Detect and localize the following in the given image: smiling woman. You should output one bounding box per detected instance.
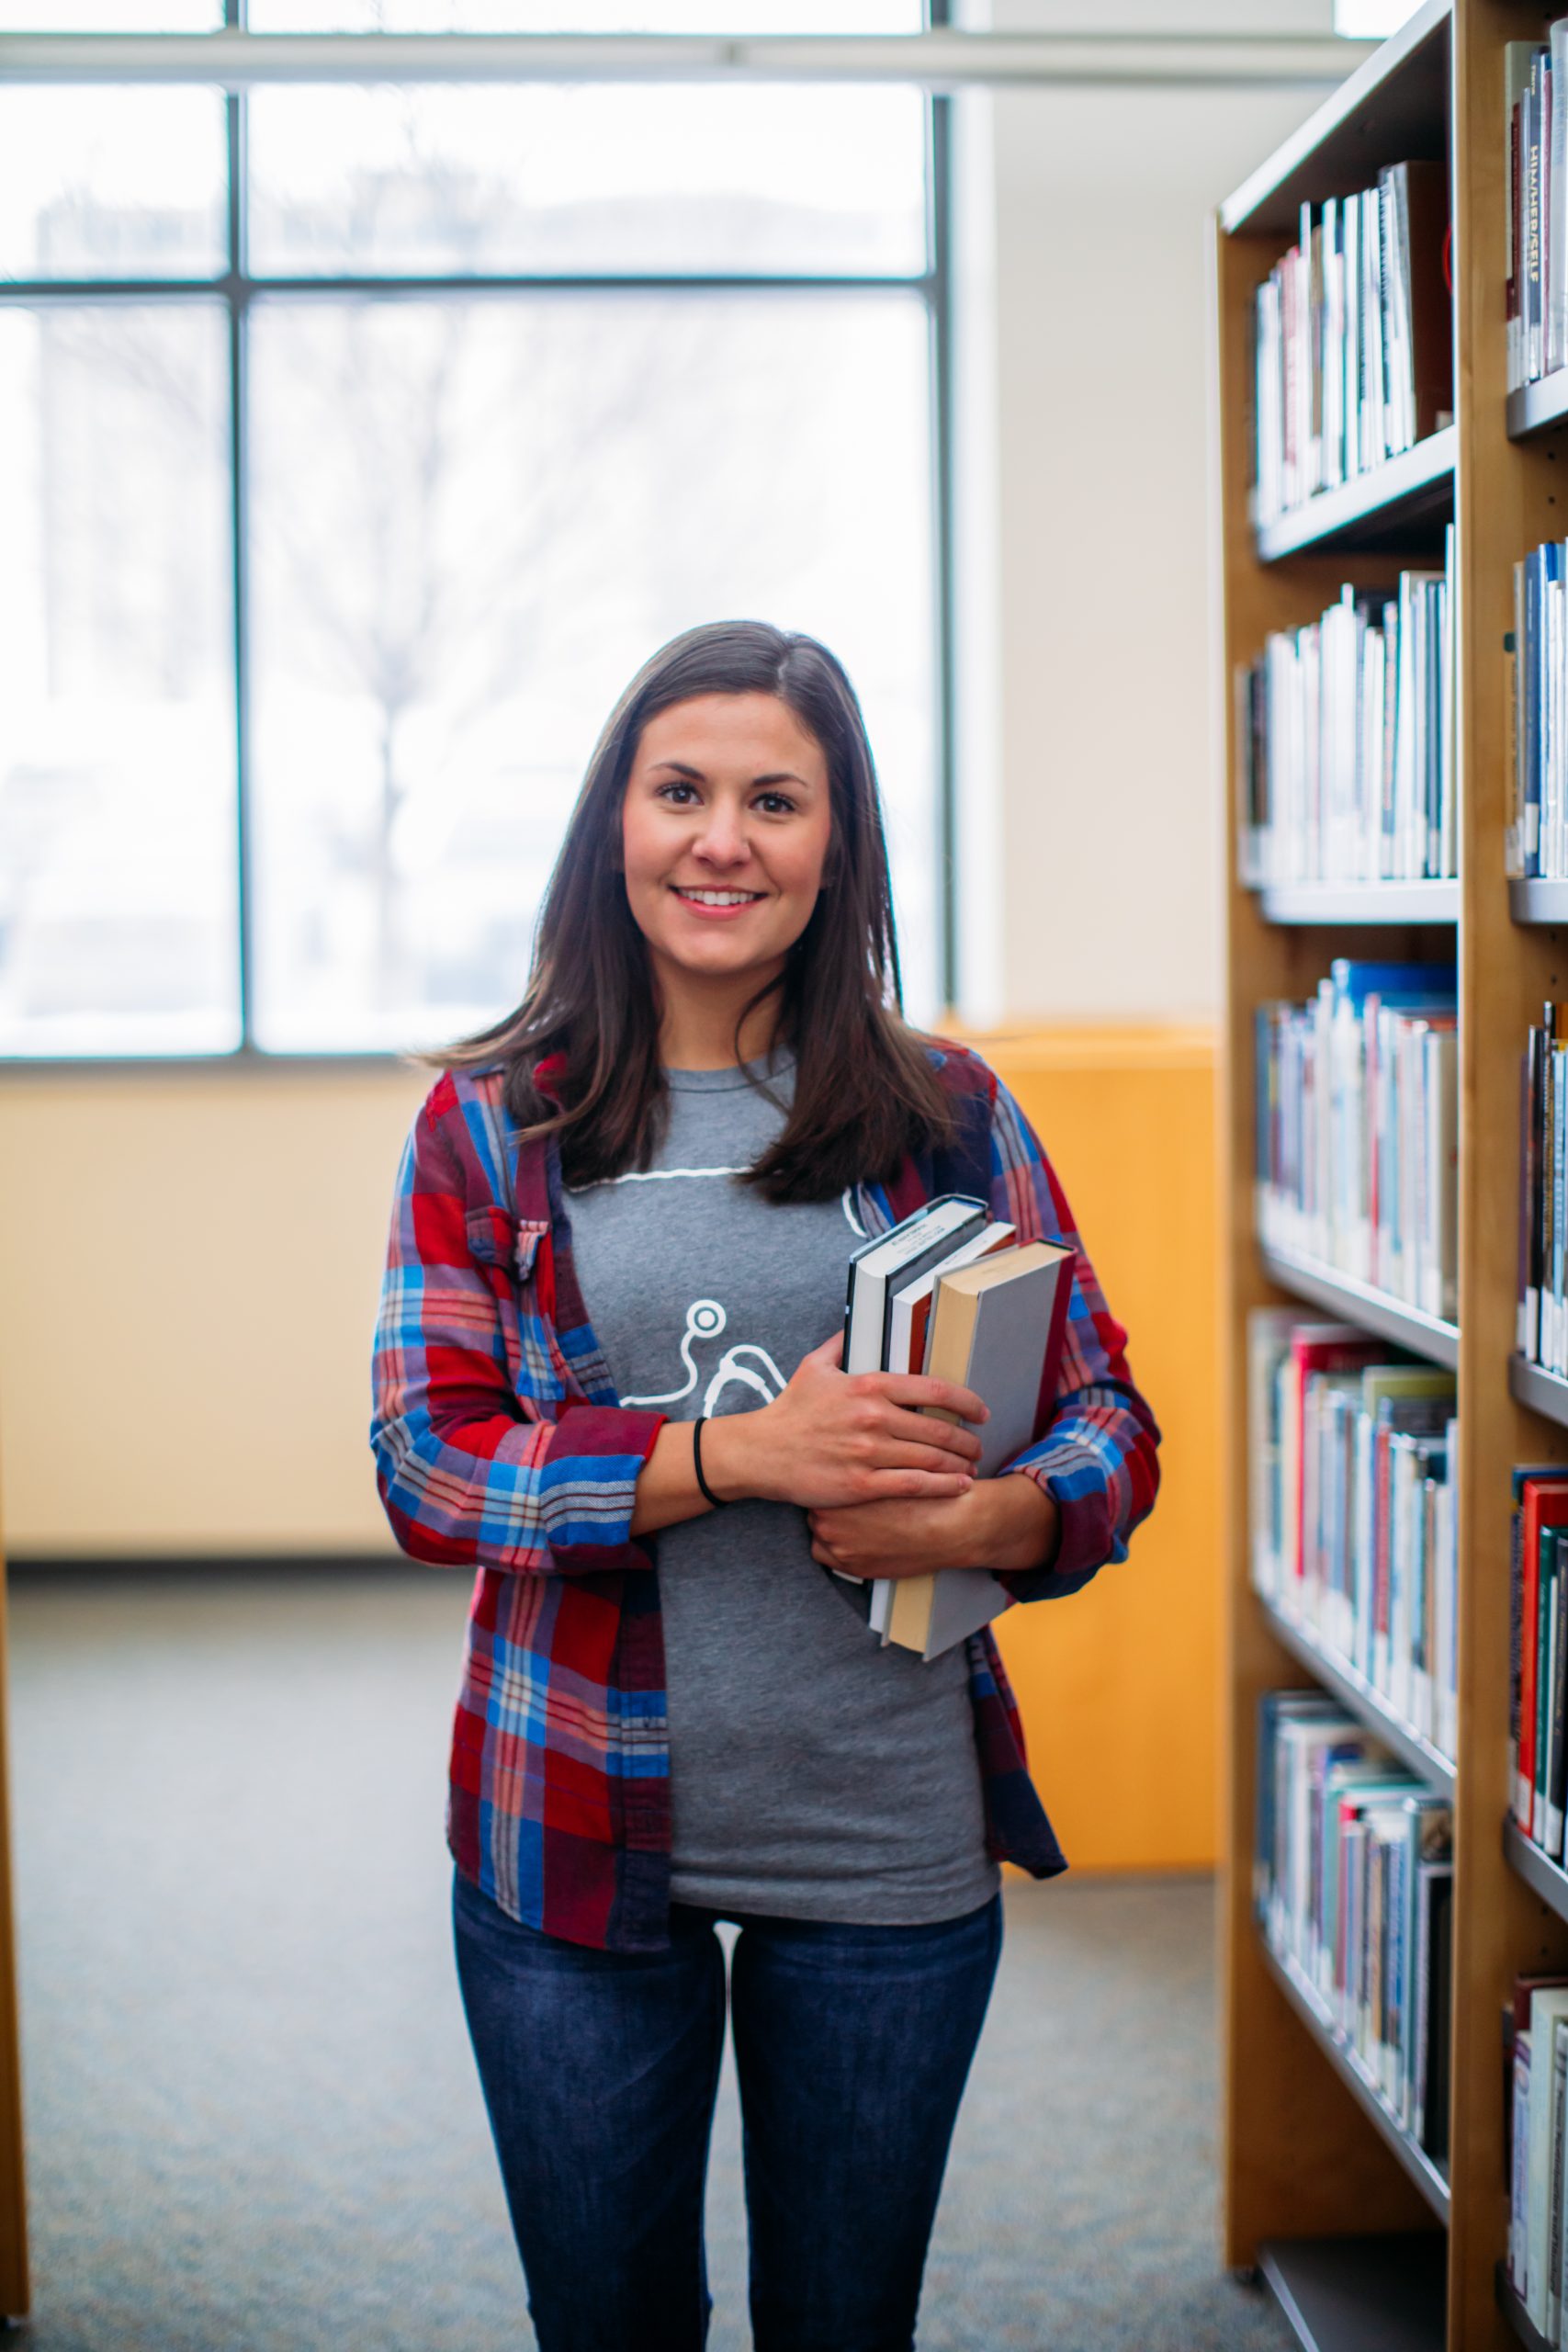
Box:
[619,694,835,1047]
[369,617,1161,2352]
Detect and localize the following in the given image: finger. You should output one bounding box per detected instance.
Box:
[811,1540,857,1574]
[878,1408,983,1462]
[866,1468,976,1500]
[862,1441,981,1478]
[871,1374,989,1424]
[800,1330,846,1373]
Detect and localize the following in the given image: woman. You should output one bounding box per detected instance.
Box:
[369,620,1159,2352]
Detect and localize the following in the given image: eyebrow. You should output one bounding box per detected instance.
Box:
[649,760,817,790]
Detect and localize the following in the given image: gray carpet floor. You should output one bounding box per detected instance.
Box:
[5,1569,1294,2352]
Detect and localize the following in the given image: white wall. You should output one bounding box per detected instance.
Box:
[953,0,1342,1023]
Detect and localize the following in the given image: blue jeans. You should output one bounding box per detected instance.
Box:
[452,1870,1003,2352]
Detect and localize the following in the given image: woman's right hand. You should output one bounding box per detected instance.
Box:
[700,1333,987,1510]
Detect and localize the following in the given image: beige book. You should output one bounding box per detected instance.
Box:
[880,1238,1075,1661]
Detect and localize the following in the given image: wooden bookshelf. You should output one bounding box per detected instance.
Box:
[1259,1940,1451,2220]
[1509,880,1568,924]
[1216,6,1568,2345]
[1257,1243,1460,1371]
[1253,426,1456,563]
[1255,882,1461,925]
[1260,1595,1456,1796]
[1506,372,1568,441]
[1502,1815,1568,1930]
[1507,1356,1568,1432]
[1495,2267,1551,2352]
[1263,2237,1448,2352]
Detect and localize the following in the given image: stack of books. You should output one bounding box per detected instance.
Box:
[1505,1970,1568,2343]
[1506,28,1568,394]
[1256,1690,1452,2163]
[1251,163,1452,527]
[840,1196,1073,1661]
[1235,544,1454,888]
[1248,1311,1457,1763]
[1255,958,1458,1316]
[1505,542,1568,878]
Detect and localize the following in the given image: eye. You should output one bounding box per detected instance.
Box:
[755,791,798,817]
[654,780,700,806]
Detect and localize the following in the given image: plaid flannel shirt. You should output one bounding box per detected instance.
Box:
[370,1040,1160,1951]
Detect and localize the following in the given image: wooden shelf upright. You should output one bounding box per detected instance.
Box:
[1216,4,1568,2346]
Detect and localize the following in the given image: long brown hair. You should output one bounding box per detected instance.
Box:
[437,619,955,1201]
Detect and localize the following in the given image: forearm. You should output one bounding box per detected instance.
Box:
[979,1471,1063,1573]
[628,1420,715,1536]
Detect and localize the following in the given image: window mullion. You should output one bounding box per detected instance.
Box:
[225,3,254,1049]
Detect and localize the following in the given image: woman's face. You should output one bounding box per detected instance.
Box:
[621,692,834,997]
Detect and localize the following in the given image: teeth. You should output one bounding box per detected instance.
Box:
[677,888,761,906]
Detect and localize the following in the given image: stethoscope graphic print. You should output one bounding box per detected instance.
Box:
[613,1182,867,1414]
[621,1299,786,1415]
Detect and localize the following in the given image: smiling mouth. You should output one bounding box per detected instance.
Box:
[671,887,766,908]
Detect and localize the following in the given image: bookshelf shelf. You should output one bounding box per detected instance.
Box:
[1252,427,1456,564]
[1506,372,1568,443]
[1508,881,1568,926]
[1507,1355,1568,1433]
[1501,1815,1568,1930]
[1495,2267,1551,2352]
[1258,1936,1451,2222]
[1219,0,1450,238]
[1257,1243,1460,1372]
[1260,1595,1456,1794]
[1254,882,1461,926]
[1261,2236,1447,2352]
[1218,7,1568,2343]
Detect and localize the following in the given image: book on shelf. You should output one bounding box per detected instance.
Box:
[1505,1973,1568,2336]
[1507,26,1568,395]
[871,1237,1075,1663]
[1255,958,1458,1317]
[1516,1008,1568,1369]
[1510,1472,1568,1847]
[1251,161,1452,529]
[1255,1690,1452,2160]
[1248,1309,1457,1761]
[1501,542,1568,879]
[1235,537,1455,889]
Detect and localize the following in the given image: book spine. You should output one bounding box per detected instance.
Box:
[1517,2030,1536,2294]
[1514,1494,1528,1821]
[1551,1540,1568,1859]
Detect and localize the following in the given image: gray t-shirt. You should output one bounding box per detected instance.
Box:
[563,1053,1000,1924]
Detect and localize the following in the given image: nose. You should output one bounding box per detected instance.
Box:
[693,797,750,869]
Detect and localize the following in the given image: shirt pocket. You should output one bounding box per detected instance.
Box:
[462,1207,563,1408]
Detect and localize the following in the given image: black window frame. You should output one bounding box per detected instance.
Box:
[0,6,956,1069]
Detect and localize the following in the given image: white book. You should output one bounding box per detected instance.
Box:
[883,1221,1016,1386]
[841,1194,988,1376]
[1516,2029,1535,2293]
[1551,22,1568,377]
[1529,1989,1568,2330]
[1551,2014,1568,2344]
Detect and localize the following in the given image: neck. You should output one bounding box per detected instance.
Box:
[653,957,787,1071]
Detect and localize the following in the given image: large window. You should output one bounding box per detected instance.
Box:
[0,6,945,1056]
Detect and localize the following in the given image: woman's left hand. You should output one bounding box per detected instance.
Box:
[807,1476,1060,1582]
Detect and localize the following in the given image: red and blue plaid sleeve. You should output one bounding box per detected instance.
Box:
[370,1095,664,1575]
[982,1074,1161,1602]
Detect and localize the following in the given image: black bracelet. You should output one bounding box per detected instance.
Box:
[692,1416,726,1510]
